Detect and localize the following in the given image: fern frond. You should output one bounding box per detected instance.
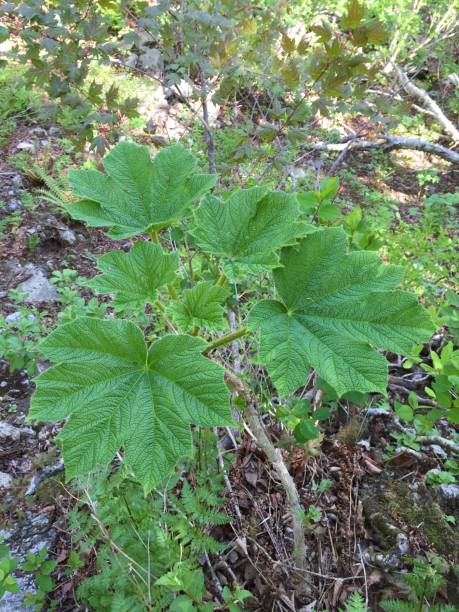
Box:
[27,162,73,214]
[340,591,368,612]
[380,600,415,612]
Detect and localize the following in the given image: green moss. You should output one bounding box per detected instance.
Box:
[384,481,458,557]
[363,478,459,558]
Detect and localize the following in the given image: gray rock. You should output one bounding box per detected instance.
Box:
[0,512,58,612]
[0,471,13,489]
[29,127,46,136]
[11,174,23,186]
[57,227,77,245]
[16,142,35,152]
[5,311,21,324]
[0,576,35,612]
[7,199,23,211]
[428,444,448,460]
[18,266,58,303]
[439,484,459,512]
[357,439,371,450]
[0,421,22,442]
[395,532,409,556]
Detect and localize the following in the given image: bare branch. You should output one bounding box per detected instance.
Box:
[305,135,459,164]
[393,64,459,143]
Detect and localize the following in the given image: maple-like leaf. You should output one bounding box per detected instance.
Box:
[248,228,434,396]
[167,281,229,332]
[28,318,232,491]
[68,141,216,239]
[191,187,305,268]
[88,241,178,308]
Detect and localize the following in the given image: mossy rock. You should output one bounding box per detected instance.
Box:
[362,477,459,560]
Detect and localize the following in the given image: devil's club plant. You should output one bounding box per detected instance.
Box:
[248,228,433,396]
[28,141,434,495]
[68,142,216,238]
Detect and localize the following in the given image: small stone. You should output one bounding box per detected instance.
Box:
[5,311,21,324]
[0,472,13,490]
[7,199,23,211]
[18,266,58,303]
[29,127,46,136]
[0,421,22,442]
[12,175,23,185]
[57,227,77,245]
[396,532,409,555]
[16,141,35,152]
[228,550,239,564]
[440,484,459,498]
[428,444,448,460]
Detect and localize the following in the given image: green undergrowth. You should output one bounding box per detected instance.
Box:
[0,66,37,147]
[70,432,240,611]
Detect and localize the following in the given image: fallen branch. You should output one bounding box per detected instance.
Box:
[224,370,307,570]
[305,135,459,164]
[393,64,459,143]
[417,435,459,455]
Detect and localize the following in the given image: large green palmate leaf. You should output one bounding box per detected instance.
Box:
[248,228,434,397]
[67,141,216,239]
[191,187,305,268]
[88,241,179,308]
[28,318,232,492]
[167,281,229,332]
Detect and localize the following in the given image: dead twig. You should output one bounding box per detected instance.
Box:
[392,63,459,143]
[304,135,459,164]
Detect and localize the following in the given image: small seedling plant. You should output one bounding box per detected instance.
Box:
[28,141,434,567]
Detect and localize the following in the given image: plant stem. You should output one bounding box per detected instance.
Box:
[149,229,159,243]
[216,272,226,286]
[203,328,248,354]
[224,370,307,570]
[198,63,216,174]
[168,285,178,300]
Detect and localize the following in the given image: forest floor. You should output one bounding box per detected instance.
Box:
[0,73,458,611]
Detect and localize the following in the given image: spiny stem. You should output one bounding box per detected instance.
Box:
[149,229,159,243]
[224,370,307,570]
[155,299,166,312]
[216,272,226,286]
[203,328,248,354]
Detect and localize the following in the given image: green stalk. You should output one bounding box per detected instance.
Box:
[149,229,160,243]
[203,328,248,354]
[168,285,178,299]
[216,272,227,286]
